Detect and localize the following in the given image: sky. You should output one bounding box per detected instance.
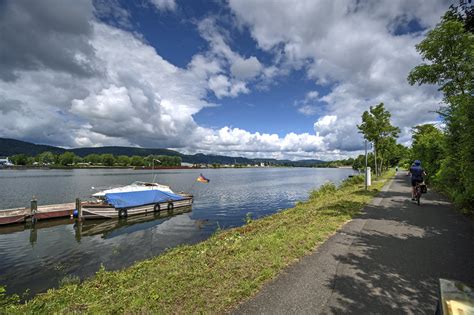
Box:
[0,0,451,160]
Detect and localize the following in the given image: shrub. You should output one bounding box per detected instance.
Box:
[309,182,337,200]
[340,175,365,188]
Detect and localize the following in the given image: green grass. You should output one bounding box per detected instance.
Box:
[3,171,394,314]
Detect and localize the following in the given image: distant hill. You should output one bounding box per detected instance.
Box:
[0,138,66,156]
[70,146,180,158]
[0,137,325,166]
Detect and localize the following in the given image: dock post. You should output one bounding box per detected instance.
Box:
[74,220,83,242]
[30,198,38,224]
[76,198,83,221]
[29,226,38,245]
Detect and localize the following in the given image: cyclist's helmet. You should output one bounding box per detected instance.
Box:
[414,160,421,166]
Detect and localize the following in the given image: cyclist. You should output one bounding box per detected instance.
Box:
[408,160,426,200]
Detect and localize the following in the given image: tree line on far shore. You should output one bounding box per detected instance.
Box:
[9,152,182,167]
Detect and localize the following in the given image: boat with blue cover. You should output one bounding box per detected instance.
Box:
[82,181,193,219]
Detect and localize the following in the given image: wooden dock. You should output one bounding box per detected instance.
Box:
[0,202,75,225]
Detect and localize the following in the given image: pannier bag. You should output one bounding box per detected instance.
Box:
[420,183,428,194]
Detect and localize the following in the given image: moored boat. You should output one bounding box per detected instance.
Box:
[82,182,193,219]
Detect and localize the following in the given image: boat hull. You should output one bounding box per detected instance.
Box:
[82,197,193,219]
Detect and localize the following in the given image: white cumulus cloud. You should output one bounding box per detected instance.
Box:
[228,0,448,151]
[149,0,176,11]
[0,0,451,160]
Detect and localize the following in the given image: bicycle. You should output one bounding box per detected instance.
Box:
[414,182,427,206]
[414,182,422,205]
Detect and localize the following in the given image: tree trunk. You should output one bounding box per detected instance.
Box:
[374,145,378,177]
[379,158,383,176]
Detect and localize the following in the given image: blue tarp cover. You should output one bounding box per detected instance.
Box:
[105,190,185,208]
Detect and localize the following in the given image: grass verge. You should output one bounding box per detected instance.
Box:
[2,170,394,314]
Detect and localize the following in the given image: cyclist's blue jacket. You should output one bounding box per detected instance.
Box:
[410,165,424,180]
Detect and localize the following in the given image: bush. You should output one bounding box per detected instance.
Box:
[0,286,19,312]
[309,182,337,200]
[340,175,365,188]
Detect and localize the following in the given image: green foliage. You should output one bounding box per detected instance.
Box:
[100,154,115,166]
[408,7,474,212]
[26,157,35,165]
[116,155,130,166]
[73,155,83,164]
[352,153,375,171]
[145,155,182,167]
[0,286,19,312]
[411,124,444,183]
[340,175,365,188]
[84,153,101,164]
[59,275,81,287]
[309,182,337,200]
[408,9,473,99]
[386,143,410,168]
[10,154,28,165]
[37,151,55,164]
[357,103,400,176]
[317,158,354,168]
[245,212,253,224]
[58,152,76,166]
[130,155,146,166]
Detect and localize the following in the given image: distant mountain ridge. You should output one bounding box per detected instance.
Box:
[0,138,66,156]
[0,138,325,166]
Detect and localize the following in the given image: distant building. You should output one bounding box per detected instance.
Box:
[0,157,14,167]
[181,162,194,167]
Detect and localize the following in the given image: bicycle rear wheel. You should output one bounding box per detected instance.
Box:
[416,186,421,205]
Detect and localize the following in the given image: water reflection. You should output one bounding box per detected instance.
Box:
[0,168,354,296]
[75,206,193,240]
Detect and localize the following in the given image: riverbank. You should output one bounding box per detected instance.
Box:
[1,171,394,313]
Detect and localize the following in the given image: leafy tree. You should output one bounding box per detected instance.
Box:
[116,155,130,166]
[145,155,182,167]
[130,155,145,167]
[387,143,410,169]
[26,157,36,165]
[352,153,376,173]
[100,154,115,166]
[84,154,101,164]
[408,6,474,210]
[408,8,473,99]
[410,124,444,183]
[357,103,400,176]
[59,152,76,166]
[73,155,83,164]
[11,154,28,165]
[37,151,56,165]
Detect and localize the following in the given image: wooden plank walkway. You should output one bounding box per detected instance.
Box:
[0,202,76,225]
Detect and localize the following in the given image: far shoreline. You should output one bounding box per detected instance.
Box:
[0,165,350,170]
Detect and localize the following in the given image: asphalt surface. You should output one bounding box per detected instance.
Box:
[233,172,474,314]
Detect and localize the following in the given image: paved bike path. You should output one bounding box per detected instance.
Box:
[233,172,474,314]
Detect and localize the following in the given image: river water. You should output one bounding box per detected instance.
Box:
[0,167,354,296]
